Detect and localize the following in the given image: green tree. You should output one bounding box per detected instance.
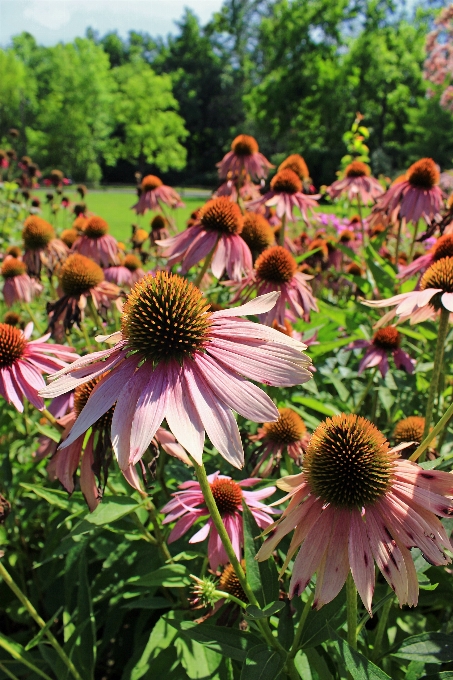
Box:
[0,50,29,142]
[112,58,187,174]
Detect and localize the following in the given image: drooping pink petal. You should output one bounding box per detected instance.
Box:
[348,510,375,614]
[130,362,169,466]
[80,433,100,512]
[164,361,205,464]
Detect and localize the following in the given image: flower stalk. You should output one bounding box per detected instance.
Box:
[422,306,450,444]
[193,236,220,288]
[277,213,287,246]
[410,398,453,462]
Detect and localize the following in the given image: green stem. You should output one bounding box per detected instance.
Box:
[0,640,53,680]
[357,195,365,248]
[422,307,450,446]
[394,218,403,270]
[0,661,22,680]
[353,368,376,414]
[22,302,43,334]
[193,461,286,656]
[41,407,65,431]
[371,592,393,663]
[408,220,419,262]
[356,591,394,635]
[277,213,287,247]
[0,561,84,680]
[81,319,93,353]
[410,398,453,462]
[288,591,314,659]
[193,237,220,288]
[215,589,247,609]
[346,572,357,650]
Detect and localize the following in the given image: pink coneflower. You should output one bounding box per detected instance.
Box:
[46,377,190,509]
[250,407,310,476]
[72,216,120,267]
[227,246,318,325]
[1,257,43,307]
[362,256,453,325]
[214,177,262,203]
[247,169,319,222]
[22,216,68,278]
[346,326,415,376]
[104,254,145,287]
[47,254,120,333]
[327,161,384,204]
[40,272,312,471]
[398,233,453,281]
[131,175,184,215]
[374,158,444,224]
[161,471,279,569]
[0,322,76,412]
[149,214,170,246]
[256,414,453,612]
[240,213,275,259]
[157,197,253,282]
[217,135,273,182]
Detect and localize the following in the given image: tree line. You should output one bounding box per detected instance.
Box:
[0,0,451,187]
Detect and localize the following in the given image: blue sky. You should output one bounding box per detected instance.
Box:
[0,0,223,47]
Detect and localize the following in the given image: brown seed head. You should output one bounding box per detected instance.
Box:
[278,154,309,180]
[141,175,163,191]
[2,257,26,279]
[72,216,87,233]
[219,561,247,601]
[74,375,115,431]
[60,228,79,248]
[394,416,425,445]
[22,216,55,250]
[241,213,274,253]
[210,478,242,515]
[304,414,394,508]
[121,272,211,365]
[346,262,363,276]
[150,214,167,231]
[255,245,297,283]
[433,235,453,262]
[123,254,141,272]
[345,161,370,178]
[3,312,21,327]
[59,254,104,297]
[263,407,306,444]
[0,323,26,368]
[406,158,440,190]
[420,257,453,308]
[200,197,244,235]
[84,216,109,239]
[231,134,259,156]
[339,229,355,243]
[270,169,302,195]
[6,246,22,258]
[372,326,401,351]
[133,228,149,245]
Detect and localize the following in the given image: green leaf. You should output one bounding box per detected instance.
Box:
[299,594,346,649]
[330,629,391,679]
[20,483,76,510]
[128,612,180,680]
[393,633,453,664]
[175,636,223,679]
[278,601,295,649]
[73,551,96,679]
[0,632,53,680]
[241,644,285,680]
[421,673,453,679]
[121,596,172,609]
[85,496,141,525]
[25,606,63,650]
[131,563,190,588]
[292,396,340,416]
[174,621,261,662]
[245,602,285,620]
[242,500,279,607]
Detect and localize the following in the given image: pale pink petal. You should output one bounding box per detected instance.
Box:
[164,361,205,464]
[111,368,152,469]
[189,520,211,544]
[348,510,375,614]
[130,363,169,465]
[211,292,280,318]
[441,292,453,312]
[80,434,100,512]
[314,509,351,608]
[156,428,191,466]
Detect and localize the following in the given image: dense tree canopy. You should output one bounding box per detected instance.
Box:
[0,0,451,184]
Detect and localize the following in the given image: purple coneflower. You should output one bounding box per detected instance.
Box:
[149,214,170,246]
[157,197,253,282]
[250,407,310,476]
[257,414,453,613]
[227,246,318,325]
[40,272,312,471]
[104,254,145,288]
[398,233,453,281]
[72,216,120,267]
[327,161,384,204]
[2,257,42,306]
[346,326,415,376]
[217,135,273,182]
[248,170,319,222]
[240,213,275,259]
[161,471,278,569]
[22,216,68,278]
[132,175,184,215]
[0,322,76,412]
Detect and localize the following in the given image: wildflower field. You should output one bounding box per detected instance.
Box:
[1,4,453,680]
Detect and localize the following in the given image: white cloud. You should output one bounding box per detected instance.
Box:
[23,0,72,30]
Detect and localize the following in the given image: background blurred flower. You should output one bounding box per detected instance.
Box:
[346,326,415,376]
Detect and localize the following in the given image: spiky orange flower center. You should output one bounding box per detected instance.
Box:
[123,254,141,272]
[141,175,163,191]
[420,257,453,309]
[345,161,370,178]
[22,216,55,250]
[74,376,115,431]
[60,228,79,248]
[210,479,242,515]
[255,245,297,283]
[121,272,211,364]
[6,246,21,258]
[304,414,393,508]
[272,319,294,336]
[133,228,149,244]
[263,408,306,444]
[241,213,274,252]
[339,229,355,243]
[372,327,401,351]
[278,154,309,180]
[270,169,302,195]
[2,258,26,279]
[50,169,63,183]
[407,158,439,190]
[151,214,167,231]
[231,134,259,156]
[346,262,363,276]
[59,254,104,297]
[308,238,329,259]
[200,197,244,235]
[219,562,247,601]
[84,216,109,238]
[3,312,21,327]
[394,416,425,445]
[0,323,26,368]
[433,235,453,262]
[448,192,453,211]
